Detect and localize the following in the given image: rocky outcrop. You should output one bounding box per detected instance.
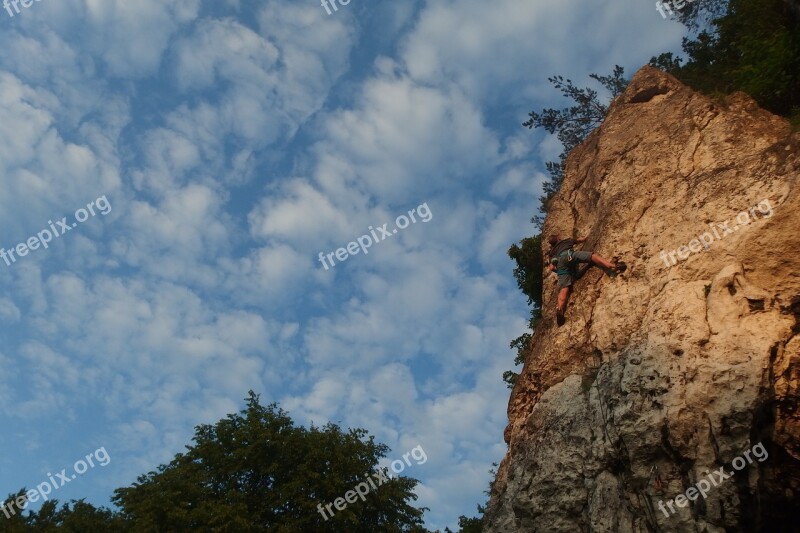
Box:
[486,66,800,532]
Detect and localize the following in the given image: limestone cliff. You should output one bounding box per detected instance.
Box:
[485,66,800,532]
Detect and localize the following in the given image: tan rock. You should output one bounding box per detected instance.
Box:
[485,66,800,532]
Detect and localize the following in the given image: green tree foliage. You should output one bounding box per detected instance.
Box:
[112,391,428,532]
[28,500,127,532]
[503,235,544,388]
[508,235,544,309]
[455,514,483,532]
[443,511,483,533]
[0,490,29,532]
[666,0,729,29]
[0,494,125,533]
[651,0,800,120]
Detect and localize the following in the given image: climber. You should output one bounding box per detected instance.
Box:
[547,235,626,325]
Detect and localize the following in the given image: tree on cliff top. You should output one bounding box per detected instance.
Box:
[651,0,800,120]
[667,0,729,29]
[527,0,799,217]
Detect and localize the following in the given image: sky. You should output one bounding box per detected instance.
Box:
[0,0,687,529]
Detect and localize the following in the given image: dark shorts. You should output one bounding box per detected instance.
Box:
[556,251,592,288]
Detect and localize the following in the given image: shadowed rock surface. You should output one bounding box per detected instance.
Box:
[485,66,800,532]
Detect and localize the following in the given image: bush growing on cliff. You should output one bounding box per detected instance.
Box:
[504,235,544,388]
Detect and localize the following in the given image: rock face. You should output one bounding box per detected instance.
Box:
[485,66,800,532]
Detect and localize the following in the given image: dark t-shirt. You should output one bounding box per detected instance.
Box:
[549,238,576,261]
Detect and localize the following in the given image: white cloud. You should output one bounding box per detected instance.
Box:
[249,179,353,243]
[81,0,201,77]
[319,72,499,204]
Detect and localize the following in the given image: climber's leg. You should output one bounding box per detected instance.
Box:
[590,252,617,270]
[555,280,572,325]
[556,286,571,315]
[577,250,626,273]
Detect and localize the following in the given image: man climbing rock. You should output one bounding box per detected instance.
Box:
[547,234,626,325]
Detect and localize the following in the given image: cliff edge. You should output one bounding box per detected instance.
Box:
[485,66,800,532]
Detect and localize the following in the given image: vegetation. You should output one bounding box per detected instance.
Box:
[666,0,729,29]
[651,0,800,120]
[1,392,431,532]
[503,235,545,388]
[444,512,483,533]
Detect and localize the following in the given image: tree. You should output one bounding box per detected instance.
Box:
[0,495,125,532]
[508,235,544,310]
[504,235,544,388]
[662,0,728,29]
[0,490,30,532]
[443,512,483,533]
[111,391,429,532]
[523,66,628,214]
[651,0,800,120]
[1,393,432,532]
[28,500,127,532]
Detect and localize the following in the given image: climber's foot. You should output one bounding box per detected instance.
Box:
[556,308,566,326]
[600,261,626,278]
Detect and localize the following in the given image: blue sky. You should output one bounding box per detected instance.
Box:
[0,0,686,529]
